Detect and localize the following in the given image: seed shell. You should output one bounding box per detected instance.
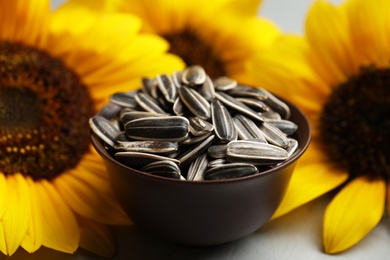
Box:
[226,140,288,165]
[204,163,258,180]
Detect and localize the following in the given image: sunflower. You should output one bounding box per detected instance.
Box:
[248,0,390,254]
[0,0,183,257]
[74,0,280,85]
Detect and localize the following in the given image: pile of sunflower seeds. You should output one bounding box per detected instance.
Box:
[89,65,299,181]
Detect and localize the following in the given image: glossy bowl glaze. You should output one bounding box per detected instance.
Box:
[91,96,311,246]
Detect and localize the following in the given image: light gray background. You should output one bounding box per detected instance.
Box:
[8,1,386,259]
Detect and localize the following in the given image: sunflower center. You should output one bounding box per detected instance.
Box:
[0,41,95,180]
[162,30,227,78]
[319,66,390,180]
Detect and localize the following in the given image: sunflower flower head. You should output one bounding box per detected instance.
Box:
[0,0,183,257]
[80,0,280,85]
[248,0,390,255]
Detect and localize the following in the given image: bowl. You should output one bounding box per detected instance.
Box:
[91,95,311,246]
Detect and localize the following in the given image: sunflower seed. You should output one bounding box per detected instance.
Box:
[141,160,182,179]
[211,99,237,142]
[226,140,288,165]
[213,76,237,91]
[208,158,229,168]
[207,144,227,158]
[204,163,258,180]
[227,85,267,100]
[114,132,130,142]
[91,65,299,181]
[135,92,166,114]
[198,75,215,101]
[125,116,189,142]
[172,97,188,116]
[265,119,298,135]
[257,122,289,148]
[235,98,270,112]
[233,114,267,142]
[181,132,213,145]
[114,141,178,154]
[215,92,264,122]
[257,87,291,119]
[99,103,122,119]
[189,116,214,136]
[109,92,139,108]
[182,65,207,86]
[286,138,298,157]
[115,152,180,167]
[89,116,121,148]
[177,134,215,166]
[141,77,157,96]
[187,153,208,181]
[261,110,282,120]
[172,71,183,88]
[178,86,211,120]
[156,74,177,103]
[120,110,167,124]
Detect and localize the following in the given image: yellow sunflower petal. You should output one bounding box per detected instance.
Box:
[224,0,263,16]
[0,0,50,46]
[249,34,330,107]
[386,183,390,217]
[323,176,386,254]
[0,174,7,219]
[344,0,390,67]
[272,146,349,218]
[54,166,131,226]
[76,214,116,258]
[0,174,31,256]
[35,180,80,253]
[305,0,355,84]
[21,178,43,253]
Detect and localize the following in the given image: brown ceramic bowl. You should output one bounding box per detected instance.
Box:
[91,96,311,246]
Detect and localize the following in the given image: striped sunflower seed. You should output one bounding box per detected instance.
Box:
[156,74,177,103]
[207,144,227,159]
[181,65,207,86]
[265,119,298,135]
[286,138,299,157]
[178,86,211,120]
[227,85,267,100]
[116,152,180,167]
[120,110,167,124]
[198,75,215,101]
[125,116,189,142]
[187,153,208,181]
[141,77,157,96]
[215,92,264,122]
[141,160,183,179]
[233,114,267,142]
[89,116,121,148]
[213,76,237,91]
[257,122,289,148]
[226,140,288,165]
[109,92,139,108]
[135,92,166,114]
[211,99,237,142]
[204,163,258,180]
[189,116,214,136]
[114,141,178,154]
[172,71,183,88]
[177,134,215,166]
[208,158,229,168]
[257,87,291,119]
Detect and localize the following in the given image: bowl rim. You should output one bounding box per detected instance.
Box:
[91,95,311,185]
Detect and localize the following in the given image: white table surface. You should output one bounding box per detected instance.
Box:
[7,1,386,259]
[5,193,390,259]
